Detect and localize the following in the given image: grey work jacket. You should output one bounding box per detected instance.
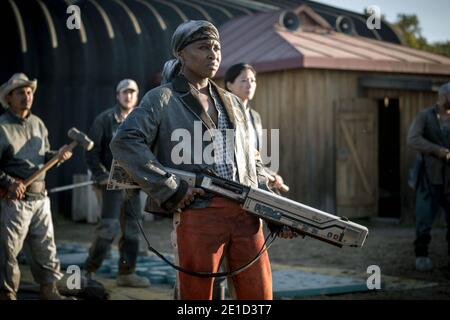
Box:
[110,75,266,214]
[0,109,56,198]
[407,105,450,187]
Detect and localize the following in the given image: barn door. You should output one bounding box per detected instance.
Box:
[335,98,378,218]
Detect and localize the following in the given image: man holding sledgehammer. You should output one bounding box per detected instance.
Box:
[0,73,75,300]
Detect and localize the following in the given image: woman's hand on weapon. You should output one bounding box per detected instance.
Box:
[271,174,285,190]
[276,226,302,239]
[176,186,205,209]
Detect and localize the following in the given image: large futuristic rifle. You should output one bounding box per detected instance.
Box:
[108,160,368,248]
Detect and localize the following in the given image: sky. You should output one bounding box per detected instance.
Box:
[312,0,450,43]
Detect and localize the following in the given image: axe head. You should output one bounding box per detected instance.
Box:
[68,127,94,151]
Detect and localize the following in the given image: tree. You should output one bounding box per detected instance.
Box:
[392,13,450,57]
[426,41,450,58]
[393,14,427,49]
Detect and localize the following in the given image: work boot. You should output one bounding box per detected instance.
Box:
[0,290,17,300]
[40,283,76,300]
[116,273,150,288]
[415,257,432,271]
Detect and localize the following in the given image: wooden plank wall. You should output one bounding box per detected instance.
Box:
[251,69,361,214]
[221,68,449,218]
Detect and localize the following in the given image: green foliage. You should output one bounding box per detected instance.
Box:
[426,41,450,57]
[391,13,450,57]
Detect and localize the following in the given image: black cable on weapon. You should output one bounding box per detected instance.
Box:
[125,189,277,278]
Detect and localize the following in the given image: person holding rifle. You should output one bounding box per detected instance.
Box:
[110,21,297,300]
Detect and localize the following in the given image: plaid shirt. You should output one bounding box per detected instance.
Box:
[208,84,237,181]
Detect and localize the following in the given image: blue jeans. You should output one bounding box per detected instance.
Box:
[84,188,142,274]
[414,177,450,257]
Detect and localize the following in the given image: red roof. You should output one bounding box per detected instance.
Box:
[217,9,450,76]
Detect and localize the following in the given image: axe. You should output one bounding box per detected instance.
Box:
[22,127,94,188]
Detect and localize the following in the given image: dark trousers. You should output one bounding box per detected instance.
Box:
[414,178,450,257]
[84,189,142,274]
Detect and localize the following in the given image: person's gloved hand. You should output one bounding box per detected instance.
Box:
[175,186,205,210]
[94,173,109,186]
[267,222,305,239]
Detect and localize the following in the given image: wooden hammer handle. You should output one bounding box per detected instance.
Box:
[23,140,78,187]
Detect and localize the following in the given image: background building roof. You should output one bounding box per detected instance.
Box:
[218,5,450,76]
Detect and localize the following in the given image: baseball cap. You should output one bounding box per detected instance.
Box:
[116,79,139,93]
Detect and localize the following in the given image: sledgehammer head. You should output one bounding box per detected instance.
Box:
[68,127,94,151]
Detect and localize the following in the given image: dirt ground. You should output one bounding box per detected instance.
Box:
[53,214,450,300]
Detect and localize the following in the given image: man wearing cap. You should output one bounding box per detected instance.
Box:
[0,73,73,300]
[83,79,150,288]
[408,82,450,271]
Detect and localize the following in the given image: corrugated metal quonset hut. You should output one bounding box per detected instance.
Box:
[216,4,450,220]
[1,0,405,216]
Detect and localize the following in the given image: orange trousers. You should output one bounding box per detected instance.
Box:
[172,196,272,300]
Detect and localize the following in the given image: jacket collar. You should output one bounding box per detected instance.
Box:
[6,108,31,124]
[113,104,125,123]
[172,74,236,130]
[172,74,191,93]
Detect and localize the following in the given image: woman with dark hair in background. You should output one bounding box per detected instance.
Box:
[224,63,286,192]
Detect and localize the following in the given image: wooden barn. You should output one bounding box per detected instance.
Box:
[216,5,450,220]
